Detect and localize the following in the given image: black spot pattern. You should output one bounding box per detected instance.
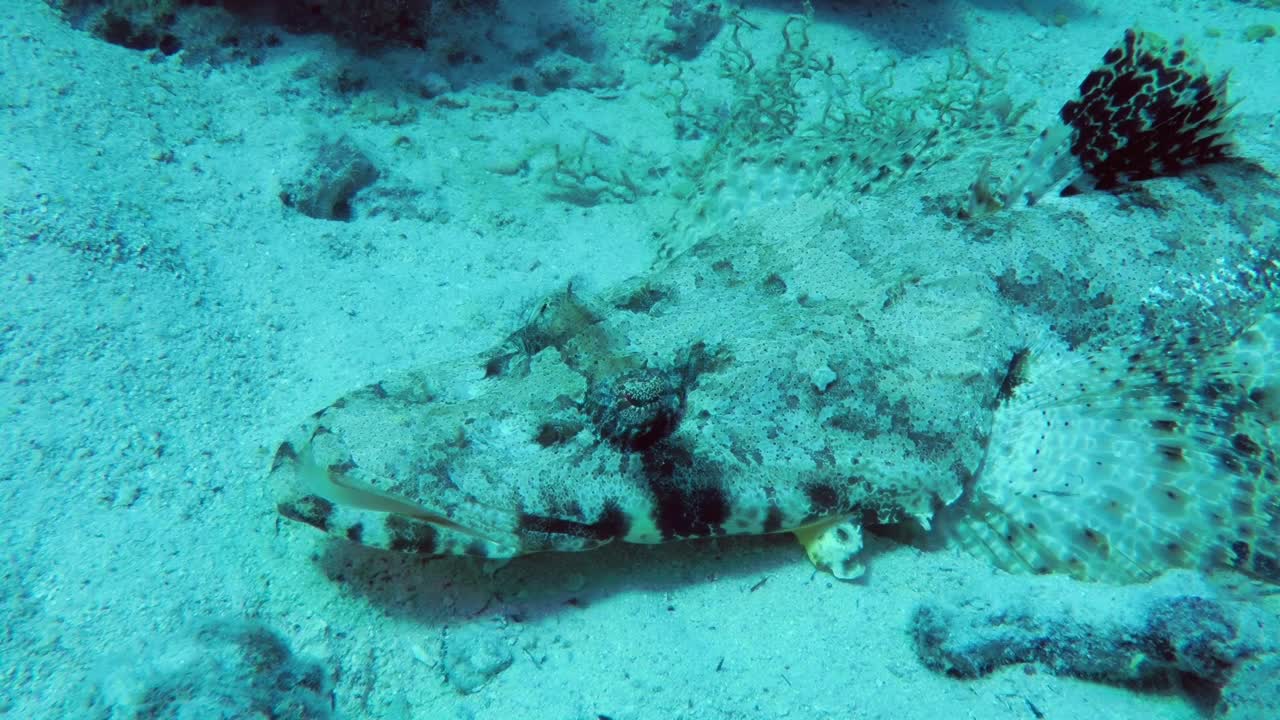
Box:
[1157,444,1185,463]
[641,442,729,540]
[1231,540,1251,567]
[534,419,584,447]
[762,505,785,534]
[270,442,298,471]
[385,515,439,554]
[1059,29,1232,193]
[518,500,631,543]
[1232,433,1261,456]
[277,496,334,533]
[804,483,841,514]
[617,285,670,313]
[1217,449,1243,474]
[761,273,787,296]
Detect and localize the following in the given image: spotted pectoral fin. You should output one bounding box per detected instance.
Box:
[947,312,1280,584]
[793,515,866,580]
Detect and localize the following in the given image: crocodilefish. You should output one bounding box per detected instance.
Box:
[270,28,1279,585]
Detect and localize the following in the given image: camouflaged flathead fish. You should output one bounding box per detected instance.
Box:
[271,28,1280,584]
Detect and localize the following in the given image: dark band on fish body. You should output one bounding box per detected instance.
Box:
[804,482,841,514]
[278,495,335,533]
[385,514,439,554]
[517,500,631,542]
[762,505,785,534]
[641,441,729,539]
[271,441,298,471]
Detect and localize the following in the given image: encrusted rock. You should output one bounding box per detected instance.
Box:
[279,137,379,221]
[911,570,1280,688]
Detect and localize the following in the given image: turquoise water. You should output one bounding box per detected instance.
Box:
[2,1,1278,718]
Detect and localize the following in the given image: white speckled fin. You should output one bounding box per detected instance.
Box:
[947,312,1280,583]
[793,515,866,580]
